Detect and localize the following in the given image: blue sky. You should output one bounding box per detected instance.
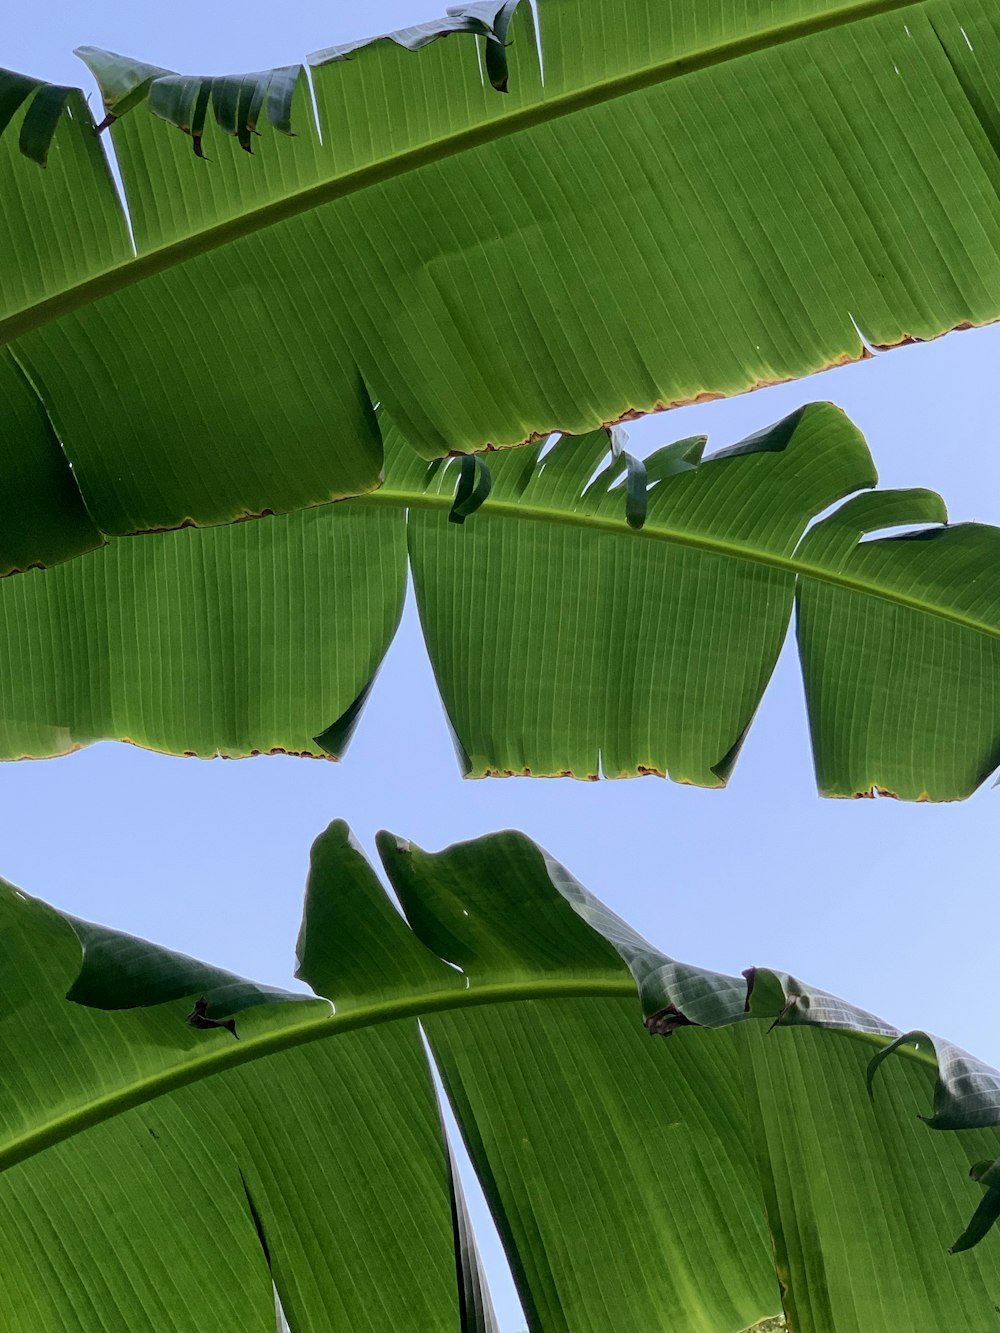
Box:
[4,4,1000,1328]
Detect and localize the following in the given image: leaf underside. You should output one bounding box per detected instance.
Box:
[2,402,1000,802]
[0,822,998,1333]
[2,0,1000,573]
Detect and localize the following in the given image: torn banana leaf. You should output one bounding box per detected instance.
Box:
[0,823,998,1333]
[0,502,407,760]
[3,401,1000,801]
[4,0,1000,570]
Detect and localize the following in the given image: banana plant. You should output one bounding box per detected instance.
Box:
[2,0,1000,573]
[2,402,999,801]
[0,820,998,1332]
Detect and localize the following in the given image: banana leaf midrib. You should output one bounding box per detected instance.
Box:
[354,485,1000,641]
[0,975,636,1177]
[0,0,928,348]
[1,965,936,1184]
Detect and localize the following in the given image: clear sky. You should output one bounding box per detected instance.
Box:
[4,4,1000,1328]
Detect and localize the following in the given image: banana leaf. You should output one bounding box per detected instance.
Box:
[3,0,1000,571]
[0,822,998,1331]
[2,402,999,801]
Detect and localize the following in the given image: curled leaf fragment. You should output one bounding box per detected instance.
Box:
[74,48,173,120]
[951,1159,1000,1254]
[17,82,75,167]
[449,454,493,524]
[0,69,42,138]
[75,47,303,156]
[0,70,77,167]
[310,0,520,93]
[478,0,520,92]
[608,425,649,530]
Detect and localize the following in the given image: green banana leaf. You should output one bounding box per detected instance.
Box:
[3,401,999,801]
[0,821,998,1332]
[4,0,1000,572]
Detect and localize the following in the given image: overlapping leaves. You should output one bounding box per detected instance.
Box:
[3,401,1000,801]
[3,0,1000,574]
[0,823,997,1332]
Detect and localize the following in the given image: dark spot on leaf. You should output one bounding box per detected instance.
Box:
[186,996,238,1039]
[645,1005,696,1037]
